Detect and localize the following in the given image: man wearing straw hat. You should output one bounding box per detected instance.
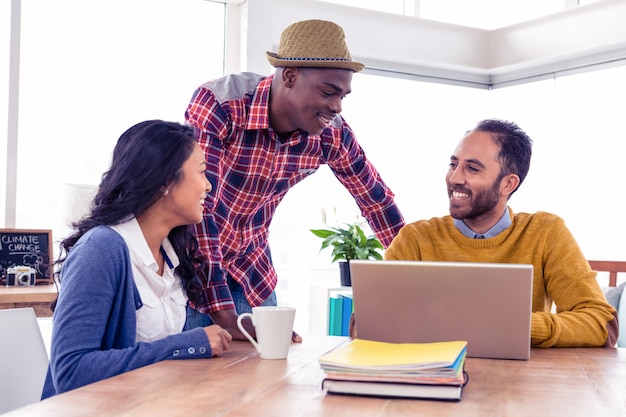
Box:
[184,19,405,341]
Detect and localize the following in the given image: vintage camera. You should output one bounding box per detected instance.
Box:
[6,265,36,286]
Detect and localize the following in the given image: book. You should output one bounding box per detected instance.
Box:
[338,292,353,336]
[328,296,343,336]
[320,339,467,371]
[320,339,468,400]
[322,378,465,401]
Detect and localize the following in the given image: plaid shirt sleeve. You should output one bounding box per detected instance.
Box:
[323,118,405,247]
[185,85,235,314]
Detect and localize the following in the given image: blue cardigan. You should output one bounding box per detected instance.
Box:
[42,226,211,399]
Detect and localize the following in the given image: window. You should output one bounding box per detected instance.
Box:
[264,48,626,284]
[1,0,12,224]
[269,64,626,332]
[12,0,225,239]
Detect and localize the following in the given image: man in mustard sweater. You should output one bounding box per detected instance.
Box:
[384,119,618,348]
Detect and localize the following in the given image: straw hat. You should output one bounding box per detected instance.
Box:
[266,20,364,72]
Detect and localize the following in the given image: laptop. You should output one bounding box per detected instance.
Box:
[350,260,533,360]
[0,308,50,413]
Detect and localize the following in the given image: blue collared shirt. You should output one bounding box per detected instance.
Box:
[454,207,511,239]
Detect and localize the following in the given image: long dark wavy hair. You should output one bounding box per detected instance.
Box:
[55,120,207,301]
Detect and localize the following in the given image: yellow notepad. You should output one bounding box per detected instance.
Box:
[319,339,467,371]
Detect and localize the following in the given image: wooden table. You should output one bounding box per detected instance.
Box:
[0,284,57,317]
[5,336,626,417]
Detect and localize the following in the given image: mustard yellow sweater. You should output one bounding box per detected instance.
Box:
[384,208,618,348]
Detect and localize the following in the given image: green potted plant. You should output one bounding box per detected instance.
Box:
[310,221,383,286]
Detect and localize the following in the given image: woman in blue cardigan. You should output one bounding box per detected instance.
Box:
[42,120,232,398]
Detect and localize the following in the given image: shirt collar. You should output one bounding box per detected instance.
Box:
[111,218,179,271]
[245,75,322,146]
[246,75,273,131]
[454,206,511,239]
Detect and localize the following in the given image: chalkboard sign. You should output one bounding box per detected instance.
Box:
[0,229,53,285]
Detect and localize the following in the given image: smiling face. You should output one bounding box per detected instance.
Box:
[273,67,353,137]
[446,130,519,233]
[166,144,212,225]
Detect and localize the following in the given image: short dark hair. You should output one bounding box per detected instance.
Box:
[57,120,206,299]
[474,119,533,194]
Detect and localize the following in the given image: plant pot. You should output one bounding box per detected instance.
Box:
[339,261,351,287]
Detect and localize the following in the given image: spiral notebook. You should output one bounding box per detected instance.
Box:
[350,260,533,360]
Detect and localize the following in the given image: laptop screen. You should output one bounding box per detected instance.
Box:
[350,260,533,360]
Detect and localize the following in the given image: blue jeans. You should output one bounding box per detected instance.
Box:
[185,276,277,329]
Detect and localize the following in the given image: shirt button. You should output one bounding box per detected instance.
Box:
[188,347,196,355]
[173,350,180,357]
[199,347,207,354]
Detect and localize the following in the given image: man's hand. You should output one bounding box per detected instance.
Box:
[348,312,357,338]
[210,308,303,343]
[203,325,232,357]
[209,308,254,341]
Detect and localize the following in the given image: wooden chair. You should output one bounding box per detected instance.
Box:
[589,260,626,348]
[588,260,626,287]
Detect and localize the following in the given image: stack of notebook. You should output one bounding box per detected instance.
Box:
[319,338,468,401]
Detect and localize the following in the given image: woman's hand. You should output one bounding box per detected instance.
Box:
[203,325,232,357]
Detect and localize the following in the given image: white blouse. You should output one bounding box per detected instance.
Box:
[111,218,188,342]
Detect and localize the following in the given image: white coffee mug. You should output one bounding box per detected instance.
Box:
[237,306,296,359]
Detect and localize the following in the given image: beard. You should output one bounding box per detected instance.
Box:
[449,178,501,221]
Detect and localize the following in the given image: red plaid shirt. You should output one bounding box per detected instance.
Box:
[185,73,405,313]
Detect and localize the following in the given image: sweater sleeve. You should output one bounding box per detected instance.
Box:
[531,218,618,348]
[46,228,212,397]
[384,222,423,260]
